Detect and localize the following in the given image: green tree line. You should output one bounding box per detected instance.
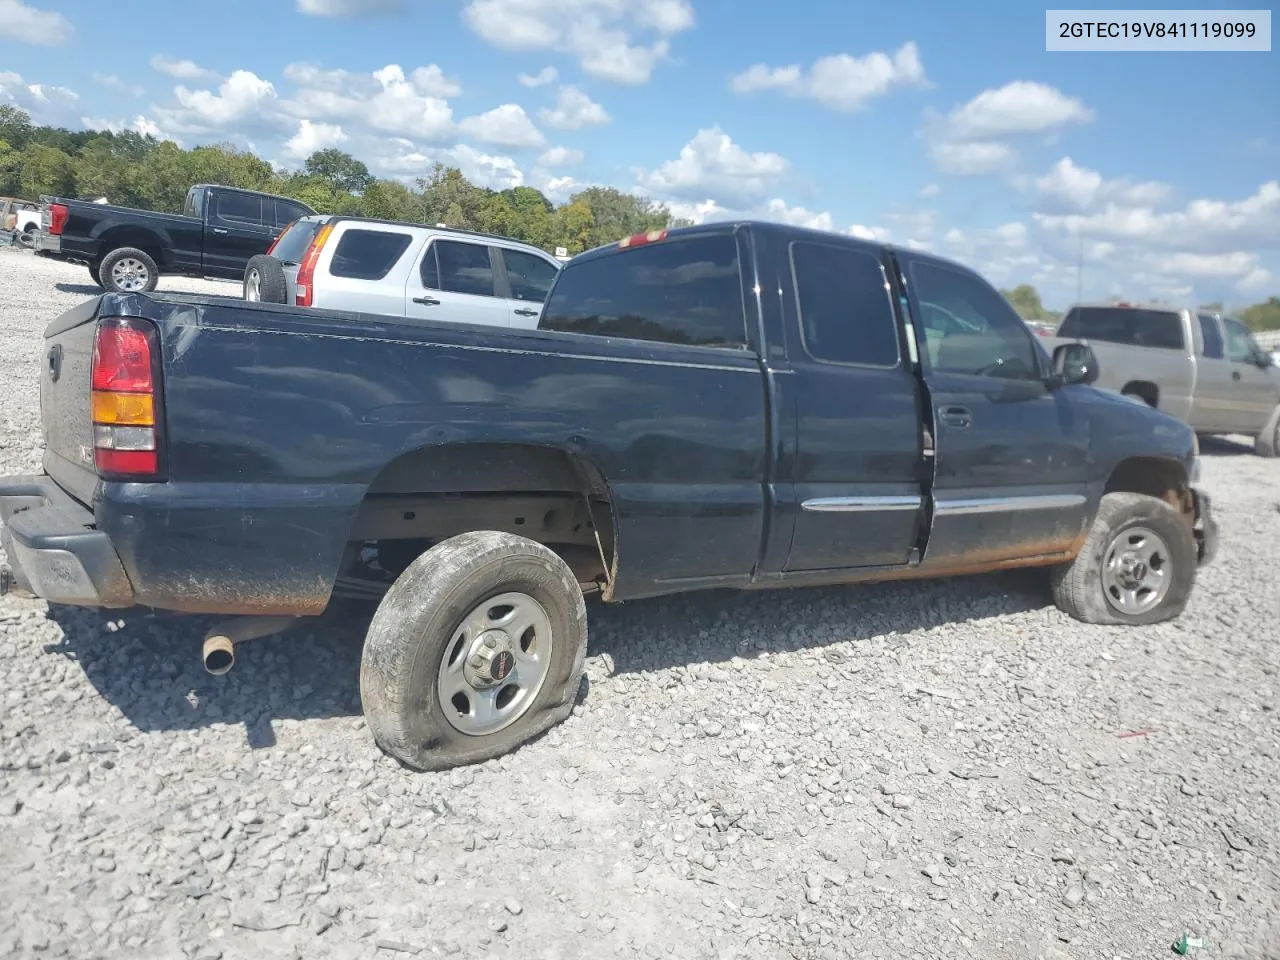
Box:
[0,105,688,258]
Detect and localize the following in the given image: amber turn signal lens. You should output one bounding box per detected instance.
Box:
[91,390,154,426]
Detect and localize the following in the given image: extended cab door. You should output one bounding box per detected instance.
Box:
[1188,313,1236,432]
[898,253,1091,567]
[203,190,277,278]
[772,238,927,572]
[408,237,512,328]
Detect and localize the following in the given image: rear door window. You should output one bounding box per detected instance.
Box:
[1196,314,1225,359]
[1058,307,1185,350]
[1223,317,1259,363]
[540,233,747,348]
[790,241,899,367]
[501,248,559,302]
[327,228,413,281]
[214,191,265,226]
[434,240,497,297]
[274,199,312,229]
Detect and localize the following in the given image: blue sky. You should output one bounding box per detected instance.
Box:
[2,0,1277,308]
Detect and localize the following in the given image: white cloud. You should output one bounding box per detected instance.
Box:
[92,73,145,97]
[730,42,928,112]
[376,139,525,190]
[446,143,525,190]
[167,70,278,131]
[282,63,455,140]
[635,126,789,206]
[283,118,348,161]
[940,81,1093,141]
[458,103,545,148]
[538,85,610,130]
[1238,268,1272,292]
[81,114,178,144]
[1035,157,1171,212]
[0,0,70,45]
[518,66,558,87]
[532,172,585,202]
[0,70,79,125]
[927,140,1016,176]
[1155,252,1259,278]
[150,54,220,82]
[296,0,404,16]
[538,145,583,166]
[918,183,941,199]
[1033,180,1280,252]
[924,81,1094,177]
[463,0,694,84]
[848,223,890,242]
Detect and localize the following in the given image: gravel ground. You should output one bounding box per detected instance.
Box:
[1,245,1278,960]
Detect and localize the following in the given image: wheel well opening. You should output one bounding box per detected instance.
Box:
[337,443,617,601]
[1121,381,1159,408]
[1105,456,1193,521]
[100,228,166,267]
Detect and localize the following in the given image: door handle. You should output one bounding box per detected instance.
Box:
[413,296,440,306]
[939,405,972,429]
[1232,371,1242,380]
[212,227,228,234]
[513,308,539,317]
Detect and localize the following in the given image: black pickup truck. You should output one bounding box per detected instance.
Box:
[36,184,315,294]
[1,221,1218,771]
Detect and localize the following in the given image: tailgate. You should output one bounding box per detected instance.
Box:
[39,297,104,505]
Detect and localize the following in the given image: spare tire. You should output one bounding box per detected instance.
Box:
[244,255,288,304]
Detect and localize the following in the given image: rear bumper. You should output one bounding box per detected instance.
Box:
[0,474,134,608]
[1192,487,1218,567]
[34,232,61,255]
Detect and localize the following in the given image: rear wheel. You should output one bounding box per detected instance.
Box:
[1051,492,1197,625]
[87,261,104,289]
[244,254,288,304]
[359,531,588,771]
[99,247,159,294]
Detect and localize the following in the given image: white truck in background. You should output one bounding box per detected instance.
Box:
[1053,302,1280,456]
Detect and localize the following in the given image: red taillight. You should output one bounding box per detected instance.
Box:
[48,203,69,235]
[295,222,334,307]
[617,229,668,250]
[90,318,162,480]
[92,325,153,392]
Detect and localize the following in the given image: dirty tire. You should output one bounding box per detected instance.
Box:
[359,531,588,772]
[98,247,159,294]
[87,260,104,289]
[1254,405,1280,458]
[243,254,288,304]
[17,228,37,249]
[1051,492,1197,626]
[1121,388,1155,408]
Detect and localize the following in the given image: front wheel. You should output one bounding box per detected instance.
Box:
[1051,492,1198,625]
[359,532,588,772]
[99,247,159,294]
[1254,405,1280,458]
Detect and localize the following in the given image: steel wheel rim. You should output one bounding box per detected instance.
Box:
[246,270,261,301]
[1102,525,1171,615]
[436,591,554,737]
[111,257,149,292]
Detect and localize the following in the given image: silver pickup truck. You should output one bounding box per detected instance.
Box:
[1053,302,1280,456]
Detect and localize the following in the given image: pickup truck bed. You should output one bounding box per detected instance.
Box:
[1,220,1220,771]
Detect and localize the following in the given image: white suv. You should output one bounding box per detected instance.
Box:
[242,215,563,329]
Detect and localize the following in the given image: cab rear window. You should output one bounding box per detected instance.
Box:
[1058,307,1184,350]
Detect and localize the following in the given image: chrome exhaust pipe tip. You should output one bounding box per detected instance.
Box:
[202,635,236,676]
